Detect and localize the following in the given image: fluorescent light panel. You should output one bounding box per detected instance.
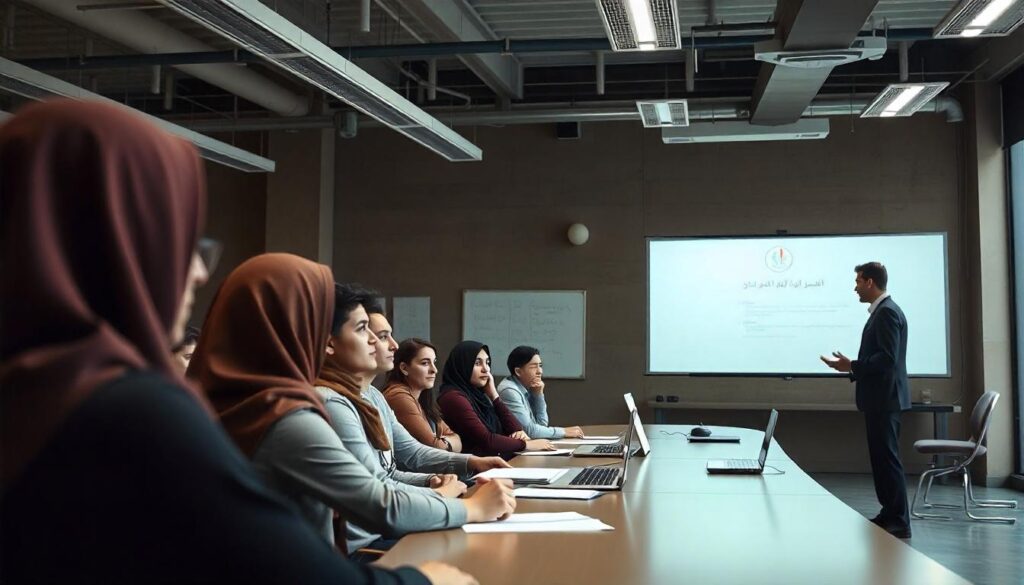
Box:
[860,82,950,118]
[636,100,689,128]
[158,0,481,162]
[0,57,274,172]
[934,0,1024,38]
[595,0,680,52]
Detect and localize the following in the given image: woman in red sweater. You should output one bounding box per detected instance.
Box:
[437,341,554,458]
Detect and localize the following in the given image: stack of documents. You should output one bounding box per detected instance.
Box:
[463,512,613,533]
[472,467,568,485]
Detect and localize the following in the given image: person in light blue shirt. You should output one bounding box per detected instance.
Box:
[496,346,584,440]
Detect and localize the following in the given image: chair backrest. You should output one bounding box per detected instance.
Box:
[968,391,1000,444]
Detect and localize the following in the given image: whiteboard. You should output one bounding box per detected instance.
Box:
[462,290,586,379]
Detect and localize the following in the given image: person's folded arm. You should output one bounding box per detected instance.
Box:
[439,392,526,455]
[255,410,467,537]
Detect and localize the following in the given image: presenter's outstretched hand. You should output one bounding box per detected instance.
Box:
[820,351,852,373]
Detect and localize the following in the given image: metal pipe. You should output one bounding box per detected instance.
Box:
[179,95,964,132]
[163,70,174,110]
[596,51,605,95]
[899,41,909,82]
[427,58,437,101]
[18,29,938,71]
[360,0,371,33]
[24,0,309,116]
[149,64,160,94]
[685,50,695,93]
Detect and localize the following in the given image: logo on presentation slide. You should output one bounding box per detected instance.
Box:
[765,246,793,272]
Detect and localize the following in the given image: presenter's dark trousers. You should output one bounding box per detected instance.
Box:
[864,410,910,529]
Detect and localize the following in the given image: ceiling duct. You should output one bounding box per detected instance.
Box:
[158,0,481,162]
[661,119,830,144]
[0,57,274,173]
[595,0,681,52]
[754,37,887,68]
[860,82,951,117]
[934,0,1024,38]
[636,99,689,127]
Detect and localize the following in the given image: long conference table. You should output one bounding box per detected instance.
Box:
[378,423,971,585]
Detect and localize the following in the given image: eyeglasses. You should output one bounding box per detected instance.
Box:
[197,237,223,275]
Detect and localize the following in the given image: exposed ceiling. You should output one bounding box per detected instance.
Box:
[0,0,1013,138]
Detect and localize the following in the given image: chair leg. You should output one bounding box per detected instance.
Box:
[966,478,1019,509]
[922,469,959,510]
[961,471,1017,524]
[912,468,953,520]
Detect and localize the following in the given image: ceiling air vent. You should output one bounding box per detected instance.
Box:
[0,56,275,173]
[754,37,887,69]
[860,82,950,118]
[636,100,689,127]
[595,0,680,52]
[159,0,481,162]
[934,0,1024,38]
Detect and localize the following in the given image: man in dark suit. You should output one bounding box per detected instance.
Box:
[821,262,911,539]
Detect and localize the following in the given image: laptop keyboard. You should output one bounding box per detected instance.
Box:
[591,444,624,454]
[727,459,759,469]
[569,466,620,486]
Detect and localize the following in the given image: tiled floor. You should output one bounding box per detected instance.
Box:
[811,473,1023,585]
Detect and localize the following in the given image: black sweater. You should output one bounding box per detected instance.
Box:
[0,370,429,585]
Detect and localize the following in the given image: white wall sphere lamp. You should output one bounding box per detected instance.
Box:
[567,223,590,246]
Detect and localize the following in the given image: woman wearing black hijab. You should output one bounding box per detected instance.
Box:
[0,100,471,585]
[437,341,554,457]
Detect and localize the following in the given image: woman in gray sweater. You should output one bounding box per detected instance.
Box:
[190,256,515,558]
[315,285,514,555]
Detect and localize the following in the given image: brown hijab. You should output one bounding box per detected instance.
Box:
[188,253,334,456]
[0,99,208,487]
[317,358,391,452]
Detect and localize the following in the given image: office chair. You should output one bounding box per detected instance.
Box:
[910,391,1018,524]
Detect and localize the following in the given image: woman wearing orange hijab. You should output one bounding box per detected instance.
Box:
[0,100,468,585]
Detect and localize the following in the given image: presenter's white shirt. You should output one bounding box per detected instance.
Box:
[868,292,891,314]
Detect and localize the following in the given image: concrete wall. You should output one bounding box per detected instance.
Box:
[332,115,969,474]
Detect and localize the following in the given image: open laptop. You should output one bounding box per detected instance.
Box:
[541,409,638,490]
[706,409,779,475]
[572,393,652,458]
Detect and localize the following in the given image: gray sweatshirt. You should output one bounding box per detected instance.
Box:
[496,376,566,439]
[251,407,467,554]
[315,384,473,550]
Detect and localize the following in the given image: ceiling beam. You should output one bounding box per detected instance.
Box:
[397,0,522,99]
[751,0,879,125]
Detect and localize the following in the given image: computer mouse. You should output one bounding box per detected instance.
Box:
[691,426,712,437]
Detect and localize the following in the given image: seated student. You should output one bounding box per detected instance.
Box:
[189,256,515,558]
[384,339,463,452]
[173,325,201,372]
[314,287,511,555]
[497,346,585,440]
[0,100,467,585]
[438,341,555,457]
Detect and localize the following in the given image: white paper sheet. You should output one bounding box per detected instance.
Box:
[513,488,603,500]
[514,449,574,456]
[463,512,613,533]
[472,468,569,483]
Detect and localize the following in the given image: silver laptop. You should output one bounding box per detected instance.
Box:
[542,409,638,490]
[572,393,652,458]
[706,409,779,475]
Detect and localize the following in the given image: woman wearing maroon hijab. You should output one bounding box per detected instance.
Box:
[0,100,471,585]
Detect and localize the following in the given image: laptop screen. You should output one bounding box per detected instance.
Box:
[758,409,780,467]
[623,393,651,455]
